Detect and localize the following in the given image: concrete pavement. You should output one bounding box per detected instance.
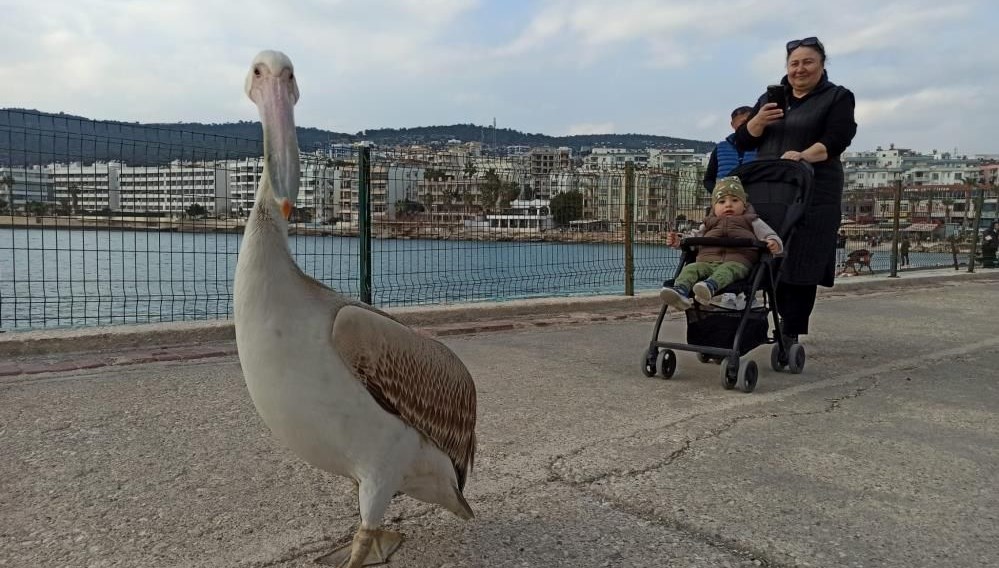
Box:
[2,269,998,567]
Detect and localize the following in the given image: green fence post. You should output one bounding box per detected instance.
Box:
[358,145,372,304]
[624,161,635,296]
[889,180,901,278]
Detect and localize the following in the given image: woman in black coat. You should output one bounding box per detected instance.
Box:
[735,36,857,342]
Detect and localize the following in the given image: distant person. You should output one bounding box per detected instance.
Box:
[899,235,911,267]
[835,230,847,267]
[734,36,857,344]
[982,222,998,268]
[660,177,783,310]
[703,106,757,192]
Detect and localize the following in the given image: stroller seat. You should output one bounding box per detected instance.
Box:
[641,159,813,393]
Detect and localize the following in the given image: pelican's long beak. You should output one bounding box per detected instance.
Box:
[247,50,301,211]
[259,75,300,208]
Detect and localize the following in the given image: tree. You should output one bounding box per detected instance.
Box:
[0,197,7,214]
[69,184,80,214]
[424,168,449,182]
[394,199,424,218]
[1,173,14,213]
[462,159,477,180]
[25,201,49,216]
[910,197,923,223]
[550,190,584,226]
[478,169,504,213]
[186,203,207,219]
[478,168,520,213]
[941,198,954,224]
[461,191,476,212]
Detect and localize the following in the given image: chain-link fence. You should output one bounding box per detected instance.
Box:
[0,109,713,330]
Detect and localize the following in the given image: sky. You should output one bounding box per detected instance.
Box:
[1,0,996,155]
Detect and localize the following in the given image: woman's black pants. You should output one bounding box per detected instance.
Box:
[776,282,818,337]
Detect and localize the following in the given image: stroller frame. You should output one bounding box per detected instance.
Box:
[640,159,812,393]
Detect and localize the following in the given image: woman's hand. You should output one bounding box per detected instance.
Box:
[746,102,784,137]
[766,238,781,254]
[666,232,681,248]
[782,143,828,163]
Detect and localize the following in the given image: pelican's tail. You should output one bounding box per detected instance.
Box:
[451,484,474,520]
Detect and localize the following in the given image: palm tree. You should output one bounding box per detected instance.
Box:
[941,198,954,225]
[910,197,924,223]
[69,184,80,215]
[1,173,14,213]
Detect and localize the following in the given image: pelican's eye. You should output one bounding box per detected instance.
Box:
[254,67,261,77]
[289,73,294,80]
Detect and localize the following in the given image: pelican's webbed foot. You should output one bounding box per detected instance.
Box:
[315,528,404,567]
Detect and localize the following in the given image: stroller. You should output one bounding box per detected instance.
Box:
[640,159,813,393]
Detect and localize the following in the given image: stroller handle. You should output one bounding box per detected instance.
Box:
[680,237,770,250]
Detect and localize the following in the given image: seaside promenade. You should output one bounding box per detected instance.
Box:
[2,267,998,567]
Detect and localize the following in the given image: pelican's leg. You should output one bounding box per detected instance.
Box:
[315,479,404,567]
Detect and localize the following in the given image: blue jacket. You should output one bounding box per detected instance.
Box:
[703,133,756,192]
[716,134,756,179]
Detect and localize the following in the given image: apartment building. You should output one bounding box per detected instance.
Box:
[118,163,230,214]
[529,147,572,200]
[228,157,329,219]
[583,147,649,171]
[47,162,121,211]
[844,145,982,190]
[0,166,54,209]
[332,164,417,224]
[648,148,704,170]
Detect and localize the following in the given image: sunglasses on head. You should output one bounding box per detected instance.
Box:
[786,37,823,53]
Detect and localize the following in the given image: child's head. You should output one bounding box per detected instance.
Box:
[712,177,747,217]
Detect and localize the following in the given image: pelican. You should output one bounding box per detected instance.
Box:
[233,50,477,568]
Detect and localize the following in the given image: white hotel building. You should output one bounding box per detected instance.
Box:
[0,166,55,208]
[48,162,121,211]
[118,163,230,214]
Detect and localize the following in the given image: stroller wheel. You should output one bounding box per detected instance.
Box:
[657,349,677,379]
[739,360,759,393]
[641,349,657,377]
[788,344,806,374]
[719,358,738,390]
[770,343,788,372]
[696,352,712,364]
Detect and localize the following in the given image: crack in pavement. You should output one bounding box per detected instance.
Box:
[540,361,957,568]
[547,373,883,488]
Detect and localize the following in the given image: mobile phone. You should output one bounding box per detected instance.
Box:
[766,84,787,111]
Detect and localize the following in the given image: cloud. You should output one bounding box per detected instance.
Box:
[565,122,616,135]
[1,0,996,153]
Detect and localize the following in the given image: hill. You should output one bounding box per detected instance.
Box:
[0,108,713,166]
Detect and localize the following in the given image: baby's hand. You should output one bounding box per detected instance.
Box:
[666,232,681,248]
[766,238,780,254]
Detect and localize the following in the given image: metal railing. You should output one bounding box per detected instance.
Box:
[0,109,709,330]
[840,181,999,274]
[3,108,996,331]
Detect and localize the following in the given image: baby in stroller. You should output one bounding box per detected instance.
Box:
[659,176,783,311]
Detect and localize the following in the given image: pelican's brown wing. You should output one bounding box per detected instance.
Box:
[331,305,477,489]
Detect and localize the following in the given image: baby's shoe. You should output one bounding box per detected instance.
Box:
[692,279,719,306]
[659,285,693,311]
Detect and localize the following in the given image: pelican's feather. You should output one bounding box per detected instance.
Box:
[331,305,477,490]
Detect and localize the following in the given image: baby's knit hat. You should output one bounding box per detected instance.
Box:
[713,176,747,203]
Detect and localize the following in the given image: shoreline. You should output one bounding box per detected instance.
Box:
[0,215,978,251]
